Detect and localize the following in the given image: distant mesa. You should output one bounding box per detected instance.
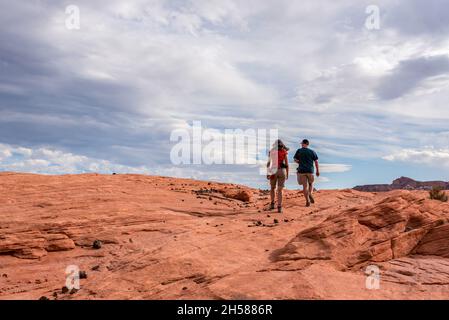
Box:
[354,176,449,192]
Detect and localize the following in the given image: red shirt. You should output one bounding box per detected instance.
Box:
[270,149,287,169]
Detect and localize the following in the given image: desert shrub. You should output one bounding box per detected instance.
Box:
[429,187,448,202]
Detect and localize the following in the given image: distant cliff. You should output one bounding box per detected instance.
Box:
[353,176,449,192]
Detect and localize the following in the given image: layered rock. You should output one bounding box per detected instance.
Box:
[0,232,75,259]
[273,191,449,268]
[354,176,449,192]
[1,173,449,300]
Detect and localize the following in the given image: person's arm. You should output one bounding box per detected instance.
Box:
[266,152,271,179]
[315,160,320,177]
[293,150,300,164]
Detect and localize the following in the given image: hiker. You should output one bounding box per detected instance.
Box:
[266,139,289,213]
[293,139,320,207]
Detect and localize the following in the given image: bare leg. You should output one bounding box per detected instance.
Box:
[277,186,283,207]
[303,182,310,206]
[270,187,275,206]
[308,180,314,203]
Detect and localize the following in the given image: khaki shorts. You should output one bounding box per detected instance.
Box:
[270,169,286,189]
[297,173,314,186]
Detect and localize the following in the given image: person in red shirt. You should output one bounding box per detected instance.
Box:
[266,139,289,213]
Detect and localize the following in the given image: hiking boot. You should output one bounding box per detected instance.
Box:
[277,207,283,213]
[269,202,275,210]
[309,194,315,204]
[306,202,311,207]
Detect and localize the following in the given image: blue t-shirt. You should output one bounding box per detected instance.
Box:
[294,147,318,173]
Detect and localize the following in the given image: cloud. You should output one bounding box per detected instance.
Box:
[316,176,331,183]
[385,0,449,36]
[320,164,352,173]
[383,148,449,167]
[0,147,12,160]
[376,55,449,100]
[1,1,449,187]
[289,162,351,173]
[0,143,151,174]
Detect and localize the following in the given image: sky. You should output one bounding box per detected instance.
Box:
[1,0,449,189]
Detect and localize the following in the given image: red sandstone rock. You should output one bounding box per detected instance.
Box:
[1,173,449,300]
[220,188,252,202]
[274,191,449,270]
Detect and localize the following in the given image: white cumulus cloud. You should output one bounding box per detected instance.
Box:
[0,143,151,174]
[383,148,449,167]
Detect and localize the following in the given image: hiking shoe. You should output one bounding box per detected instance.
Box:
[306,202,311,207]
[309,194,315,204]
[269,202,275,210]
[277,207,283,213]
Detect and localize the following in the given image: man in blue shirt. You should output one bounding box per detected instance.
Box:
[293,139,320,207]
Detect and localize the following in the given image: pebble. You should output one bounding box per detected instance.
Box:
[93,240,103,249]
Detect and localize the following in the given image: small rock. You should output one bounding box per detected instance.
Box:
[284,219,289,223]
[129,238,133,243]
[79,271,88,279]
[1,274,7,278]
[223,189,252,202]
[91,265,100,271]
[61,286,69,294]
[182,287,188,290]
[267,215,271,218]
[52,292,58,298]
[93,240,103,249]
[70,288,78,295]
[274,219,279,224]
[39,296,50,300]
